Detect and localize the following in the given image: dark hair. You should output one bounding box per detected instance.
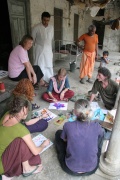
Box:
[103,51,109,56]
[98,67,111,79]
[19,35,33,47]
[9,96,29,116]
[41,12,51,19]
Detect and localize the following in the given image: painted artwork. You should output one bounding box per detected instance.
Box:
[32,108,57,122]
[48,102,68,110]
[32,134,53,154]
[54,115,66,125]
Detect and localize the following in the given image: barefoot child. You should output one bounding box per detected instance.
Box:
[99,51,110,68]
[42,68,74,102]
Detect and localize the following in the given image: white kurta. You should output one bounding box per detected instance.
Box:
[32,23,54,82]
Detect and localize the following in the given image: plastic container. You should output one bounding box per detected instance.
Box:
[69,61,76,72]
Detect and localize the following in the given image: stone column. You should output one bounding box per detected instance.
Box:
[114,84,120,109]
[99,98,120,176]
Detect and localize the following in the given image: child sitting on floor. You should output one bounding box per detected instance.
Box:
[42,68,74,102]
[99,51,110,68]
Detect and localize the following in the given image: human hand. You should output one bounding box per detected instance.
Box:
[32,74,37,85]
[41,113,49,119]
[42,139,50,148]
[60,91,65,100]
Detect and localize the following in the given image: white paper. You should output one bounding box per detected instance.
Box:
[101,109,108,115]
[33,108,57,122]
[90,102,100,111]
[32,134,53,154]
[48,102,68,110]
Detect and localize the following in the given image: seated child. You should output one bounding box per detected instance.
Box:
[42,68,74,102]
[99,51,110,68]
[55,99,104,176]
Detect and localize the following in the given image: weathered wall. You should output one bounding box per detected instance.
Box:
[29,0,120,52]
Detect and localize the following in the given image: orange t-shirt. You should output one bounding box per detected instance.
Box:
[78,33,98,52]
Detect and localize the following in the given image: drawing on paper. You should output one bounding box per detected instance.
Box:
[32,134,53,154]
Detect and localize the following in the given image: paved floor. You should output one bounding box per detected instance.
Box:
[0,51,120,180]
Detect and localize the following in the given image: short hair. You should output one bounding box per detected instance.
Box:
[58,68,67,76]
[88,24,96,31]
[74,99,91,121]
[103,51,109,56]
[12,78,34,101]
[9,96,29,116]
[41,12,51,19]
[98,67,111,79]
[19,35,33,47]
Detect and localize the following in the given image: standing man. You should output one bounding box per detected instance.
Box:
[76,25,98,84]
[32,12,54,85]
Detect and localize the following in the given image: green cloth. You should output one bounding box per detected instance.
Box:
[0,113,30,174]
[0,95,32,122]
[92,79,119,109]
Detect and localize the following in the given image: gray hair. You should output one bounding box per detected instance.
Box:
[88,25,96,31]
[74,99,91,121]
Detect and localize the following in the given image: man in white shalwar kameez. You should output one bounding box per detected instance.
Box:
[32,12,54,84]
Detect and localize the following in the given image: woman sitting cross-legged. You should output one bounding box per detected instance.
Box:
[42,68,74,102]
[0,96,50,179]
[55,99,104,176]
[2,78,48,134]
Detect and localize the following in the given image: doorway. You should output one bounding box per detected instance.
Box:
[94,21,105,49]
[0,0,12,70]
[0,0,31,70]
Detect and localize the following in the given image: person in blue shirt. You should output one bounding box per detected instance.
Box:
[42,68,74,102]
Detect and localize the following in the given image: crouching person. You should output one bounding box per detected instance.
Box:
[42,68,74,102]
[0,97,49,179]
[55,99,104,176]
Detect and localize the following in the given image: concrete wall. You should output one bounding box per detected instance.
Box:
[29,0,120,52]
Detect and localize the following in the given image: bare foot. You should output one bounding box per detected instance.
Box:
[2,175,13,180]
[23,164,43,177]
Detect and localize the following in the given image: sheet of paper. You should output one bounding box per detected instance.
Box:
[48,102,68,110]
[90,102,100,111]
[32,134,53,154]
[33,108,57,122]
[101,109,108,115]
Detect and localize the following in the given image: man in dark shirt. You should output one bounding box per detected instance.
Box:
[90,67,119,110]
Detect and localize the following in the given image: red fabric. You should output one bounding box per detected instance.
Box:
[2,138,41,177]
[42,90,74,102]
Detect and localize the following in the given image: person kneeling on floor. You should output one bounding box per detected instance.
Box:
[55,99,104,176]
[0,96,50,179]
[90,67,119,110]
[42,68,74,102]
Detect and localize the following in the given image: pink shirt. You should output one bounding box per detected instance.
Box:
[8,45,29,78]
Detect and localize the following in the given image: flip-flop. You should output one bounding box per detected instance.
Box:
[23,165,40,177]
[32,103,40,110]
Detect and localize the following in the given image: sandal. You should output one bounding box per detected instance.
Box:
[33,84,39,90]
[32,103,40,110]
[23,165,43,177]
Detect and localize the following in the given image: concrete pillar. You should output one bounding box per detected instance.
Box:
[114,84,120,109]
[99,98,120,176]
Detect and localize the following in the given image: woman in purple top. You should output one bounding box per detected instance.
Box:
[55,99,104,176]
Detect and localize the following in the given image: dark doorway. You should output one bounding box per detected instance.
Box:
[94,21,105,49]
[0,0,12,70]
[74,14,79,41]
[54,8,63,48]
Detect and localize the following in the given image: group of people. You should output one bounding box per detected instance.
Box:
[0,11,119,180]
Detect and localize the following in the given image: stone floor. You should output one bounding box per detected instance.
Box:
[0,51,120,180]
